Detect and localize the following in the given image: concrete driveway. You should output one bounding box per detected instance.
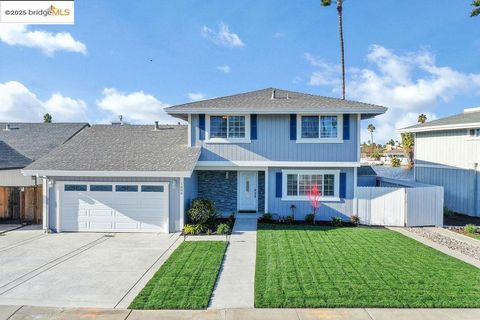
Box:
[0,226,180,308]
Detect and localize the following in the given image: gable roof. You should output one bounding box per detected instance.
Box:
[0,123,88,170]
[358,165,377,176]
[399,109,480,133]
[23,125,201,177]
[165,88,387,120]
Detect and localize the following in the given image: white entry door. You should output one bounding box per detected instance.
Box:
[238,172,258,211]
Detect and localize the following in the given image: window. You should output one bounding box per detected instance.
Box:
[90,185,112,192]
[141,185,164,192]
[470,128,480,137]
[64,184,87,192]
[115,185,138,192]
[298,115,342,142]
[207,115,250,142]
[283,170,339,200]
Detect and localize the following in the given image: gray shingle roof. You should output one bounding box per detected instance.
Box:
[165,88,387,119]
[0,123,88,169]
[399,109,480,132]
[24,125,201,174]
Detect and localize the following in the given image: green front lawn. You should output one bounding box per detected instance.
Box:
[130,241,227,309]
[255,224,480,308]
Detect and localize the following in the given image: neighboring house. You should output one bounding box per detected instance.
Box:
[0,122,88,223]
[23,88,386,233]
[357,165,377,187]
[381,147,408,166]
[399,107,480,217]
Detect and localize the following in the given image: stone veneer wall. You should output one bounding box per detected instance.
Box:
[197,171,237,214]
[258,171,265,213]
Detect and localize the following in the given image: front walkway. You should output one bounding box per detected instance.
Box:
[209,214,257,309]
[2,305,480,320]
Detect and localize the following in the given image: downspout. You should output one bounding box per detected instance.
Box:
[474,163,478,216]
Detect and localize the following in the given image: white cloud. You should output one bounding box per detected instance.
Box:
[0,24,86,56]
[306,46,480,143]
[201,22,244,48]
[216,65,231,73]
[0,81,87,122]
[188,92,207,101]
[97,88,177,124]
[305,53,341,86]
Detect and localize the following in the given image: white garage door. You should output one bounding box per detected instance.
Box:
[59,182,169,233]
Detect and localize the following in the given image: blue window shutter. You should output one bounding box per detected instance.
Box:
[275,172,282,198]
[339,172,347,198]
[343,114,350,140]
[251,114,257,140]
[199,114,205,140]
[290,114,296,140]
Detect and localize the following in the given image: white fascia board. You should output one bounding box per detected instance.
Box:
[21,169,193,178]
[196,161,361,168]
[166,108,386,115]
[398,122,480,133]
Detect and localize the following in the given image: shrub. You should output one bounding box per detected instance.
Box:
[187,198,217,224]
[217,223,231,235]
[391,157,401,167]
[194,224,207,234]
[350,214,360,226]
[305,214,315,224]
[285,216,294,224]
[331,216,343,227]
[183,224,195,235]
[261,213,273,222]
[464,224,477,234]
[444,207,454,217]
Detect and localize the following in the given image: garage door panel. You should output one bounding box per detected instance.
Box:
[60,183,169,233]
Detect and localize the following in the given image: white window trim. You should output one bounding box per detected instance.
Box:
[205,114,251,144]
[296,114,343,144]
[281,169,340,202]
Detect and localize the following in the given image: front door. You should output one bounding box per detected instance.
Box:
[238,171,258,212]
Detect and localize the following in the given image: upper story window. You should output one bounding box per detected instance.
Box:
[206,115,250,143]
[297,114,343,143]
[469,128,480,137]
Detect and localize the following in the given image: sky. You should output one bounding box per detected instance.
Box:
[0,0,479,143]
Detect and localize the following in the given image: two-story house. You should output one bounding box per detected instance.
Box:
[23,88,386,233]
[399,107,480,217]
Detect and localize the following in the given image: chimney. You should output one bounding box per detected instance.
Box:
[3,124,10,131]
[270,89,276,100]
[154,121,160,130]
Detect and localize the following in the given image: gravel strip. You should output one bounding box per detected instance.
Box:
[406,227,480,261]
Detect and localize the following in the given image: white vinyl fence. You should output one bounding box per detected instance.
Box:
[357,185,443,227]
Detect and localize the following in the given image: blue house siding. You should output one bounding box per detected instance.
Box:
[184,171,198,213]
[358,176,377,186]
[191,114,358,162]
[267,167,355,221]
[416,167,479,217]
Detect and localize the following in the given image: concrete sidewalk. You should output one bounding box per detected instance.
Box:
[2,305,480,320]
[209,214,257,309]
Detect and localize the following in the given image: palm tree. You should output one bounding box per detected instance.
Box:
[320,0,346,100]
[367,124,375,144]
[471,0,480,17]
[418,114,427,124]
[43,113,52,123]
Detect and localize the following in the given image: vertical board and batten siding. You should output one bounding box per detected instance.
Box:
[184,171,198,214]
[190,114,358,162]
[268,167,354,221]
[357,186,443,226]
[357,187,405,226]
[48,176,182,232]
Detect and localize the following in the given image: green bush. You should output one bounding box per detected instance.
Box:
[464,224,477,234]
[183,224,196,235]
[331,216,343,227]
[261,213,273,222]
[194,224,207,234]
[305,214,315,223]
[187,198,217,224]
[216,223,231,235]
[444,207,454,217]
[391,157,401,167]
[350,214,360,226]
[285,216,294,224]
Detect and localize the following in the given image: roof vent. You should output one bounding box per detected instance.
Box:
[3,124,10,131]
[154,121,160,131]
[270,89,276,100]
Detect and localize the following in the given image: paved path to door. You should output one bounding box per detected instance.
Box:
[209,214,257,309]
[2,305,480,320]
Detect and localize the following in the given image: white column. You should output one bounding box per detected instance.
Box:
[55,182,61,232]
[42,177,48,230]
[179,177,185,231]
[264,168,269,213]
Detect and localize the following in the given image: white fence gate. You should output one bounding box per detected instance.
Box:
[357,186,443,227]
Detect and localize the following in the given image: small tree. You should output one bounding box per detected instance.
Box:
[471,0,480,17]
[418,113,427,124]
[307,185,321,224]
[391,156,401,167]
[43,113,52,123]
[401,133,415,168]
